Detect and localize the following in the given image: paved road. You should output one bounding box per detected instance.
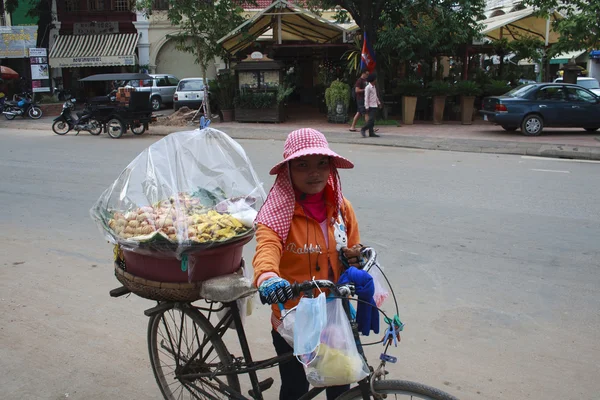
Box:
[1,128,599,400]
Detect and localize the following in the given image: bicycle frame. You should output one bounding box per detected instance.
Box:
[166,297,374,400]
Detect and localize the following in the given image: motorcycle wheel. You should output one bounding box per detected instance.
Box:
[89,119,102,136]
[106,118,125,139]
[28,106,43,119]
[4,111,16,120]
[52,120,70,135]
[131,123,146,135]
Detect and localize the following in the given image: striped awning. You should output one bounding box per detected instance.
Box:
[49,33,139,68]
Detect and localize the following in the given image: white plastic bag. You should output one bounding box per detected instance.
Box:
[304,298,369,387]
[277,307,296,347]
[365,254,389,308]
[216,263,254,329]
[294,293,327,365]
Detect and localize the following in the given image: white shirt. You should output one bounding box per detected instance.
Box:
[364,83,380,109]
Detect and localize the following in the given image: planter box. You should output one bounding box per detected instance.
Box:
[432,96,446,125]
[402,96,417,125]
[39,103,63,117]
[460,96,475,125]
[235,104,283,122]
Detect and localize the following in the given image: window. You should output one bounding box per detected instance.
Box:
[66,0,79,12]
[153,0,169,10]
[113,0,130,11]
[535,87,565,101]
[167,76,180,86]
[88,0,105,11]
[565,88,596,103]
[178,79,204,91]
[157,77,169,87]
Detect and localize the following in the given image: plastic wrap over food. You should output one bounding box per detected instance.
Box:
[90,128,266,259]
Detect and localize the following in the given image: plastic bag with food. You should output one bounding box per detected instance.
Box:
[90,128,266,262]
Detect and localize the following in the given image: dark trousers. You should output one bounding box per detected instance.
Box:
[361,107,377,136]
[271,329,349,400]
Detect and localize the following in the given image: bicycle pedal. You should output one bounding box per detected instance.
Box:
[380,353,397,363]
[248,377,274,398]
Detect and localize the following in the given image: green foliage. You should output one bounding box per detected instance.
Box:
[324,79,350,112]
[276,83,294,105]
[397,78,422,97]
[427,80,452,96]
[454,80,482,97]
[483,80,511,96]
[234,91,277,109]
[522,0,600,54]
[211,73,236,110]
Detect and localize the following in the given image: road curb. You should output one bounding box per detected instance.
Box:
[5,121,600,161]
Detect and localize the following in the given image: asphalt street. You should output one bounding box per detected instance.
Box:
[1,128,599,400]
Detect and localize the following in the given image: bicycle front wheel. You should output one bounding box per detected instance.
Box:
[148,304,240,400]
[336,379,459,400]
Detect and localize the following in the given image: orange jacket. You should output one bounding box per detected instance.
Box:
[252,197,361,323]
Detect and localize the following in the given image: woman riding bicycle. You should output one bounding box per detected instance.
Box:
[253,128,366,400]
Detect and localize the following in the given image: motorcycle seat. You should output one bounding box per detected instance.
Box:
[5,101,18,106]
[76,111,84,118]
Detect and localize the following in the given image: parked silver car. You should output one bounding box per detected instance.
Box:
[553,77,600,96]
[124,74,180,111]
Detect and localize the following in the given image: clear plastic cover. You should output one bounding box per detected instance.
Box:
[90,128,266,259]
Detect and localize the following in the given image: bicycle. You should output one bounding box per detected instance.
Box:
[110,248,459,400]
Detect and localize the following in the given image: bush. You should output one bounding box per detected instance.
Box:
[211,73,236,110]
[37,93,60,104]
[397,78,422,97]
[233,91,276,109]
[483,80,511,96]
[427,80,453,97]
[324,79,350,112]
[454,80,482,96]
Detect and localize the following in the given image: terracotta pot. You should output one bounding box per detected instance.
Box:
[402,96,417,125]
[460,96,475,125]
[432,96,446,125]
[220,109,233,122]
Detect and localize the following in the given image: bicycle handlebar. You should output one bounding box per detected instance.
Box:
[291,280,354,298]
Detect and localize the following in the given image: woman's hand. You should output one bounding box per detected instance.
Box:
[258,277,294,305]
[341,244,366,269]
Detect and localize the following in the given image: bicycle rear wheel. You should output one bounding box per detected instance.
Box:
[335,379,459,400]
[148,304,240,399]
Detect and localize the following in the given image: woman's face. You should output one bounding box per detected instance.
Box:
[289,155,331,195]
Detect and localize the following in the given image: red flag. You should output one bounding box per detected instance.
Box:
[360,32,376,73]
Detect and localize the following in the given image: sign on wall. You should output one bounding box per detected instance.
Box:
[73,22,119,35]
[29,47,50,93]
[0,26,38,58]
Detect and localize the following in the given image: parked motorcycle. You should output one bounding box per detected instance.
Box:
[52,99,102,136]
[3,92,43,120]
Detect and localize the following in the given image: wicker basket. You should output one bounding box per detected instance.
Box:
[114,264,203,302]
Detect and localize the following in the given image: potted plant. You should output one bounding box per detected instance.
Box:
[397,79,422,125]
[325,79,350,123]
[483,80,511,97]
[212,73,236,122]
[427,80,452,125]
[454,80,482,125]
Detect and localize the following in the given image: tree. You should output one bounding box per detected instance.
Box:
[137,0,247,117]
[523,0,600,54]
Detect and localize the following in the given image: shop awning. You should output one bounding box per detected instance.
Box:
[218,0,352,55]
[480,7,563,44]
[550,50,586,64]
[49,33,139,68]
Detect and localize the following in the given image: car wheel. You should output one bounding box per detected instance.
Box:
[584,127,599,132]
[502,126,518,131]
[151,97,161,111]
[521,115,544,136]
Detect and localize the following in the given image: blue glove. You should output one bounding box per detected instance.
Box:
[258,277,294,305]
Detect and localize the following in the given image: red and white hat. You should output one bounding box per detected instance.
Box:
[256,128,352,243]
[269,128,354,175]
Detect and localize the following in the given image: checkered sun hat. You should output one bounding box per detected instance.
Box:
[269,128,354,175]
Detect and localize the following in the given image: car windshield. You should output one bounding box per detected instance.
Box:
[178,80,204,91]
[505,84,537,98]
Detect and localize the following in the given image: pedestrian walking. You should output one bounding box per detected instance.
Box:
[349,69,369,132]
[360,73,381,138]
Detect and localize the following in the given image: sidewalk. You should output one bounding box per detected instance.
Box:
[3,115,600,160]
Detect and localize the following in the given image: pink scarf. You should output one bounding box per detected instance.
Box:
[255,164,344,243]
[294,188,327,223]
